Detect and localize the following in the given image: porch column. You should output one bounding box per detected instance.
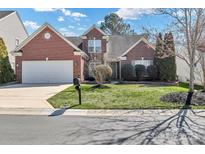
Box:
[119,61,122,80]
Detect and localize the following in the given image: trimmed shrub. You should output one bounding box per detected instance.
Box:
[121,64,135,81]
[93,65,112,84]
[147,65,158,80]
[135,64,146,81]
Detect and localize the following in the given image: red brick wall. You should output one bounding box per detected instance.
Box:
[121,41,155,65]
[82,27,107,63]
[15,26,84,82]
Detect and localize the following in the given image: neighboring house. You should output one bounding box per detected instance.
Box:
[0,11,28,70]
[177,55,203,85]
[13,23,155,83]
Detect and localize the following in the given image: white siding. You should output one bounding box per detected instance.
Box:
[0,12,28,70]
[176,57,203,85]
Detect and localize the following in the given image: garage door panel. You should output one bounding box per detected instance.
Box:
[22,61,73,83]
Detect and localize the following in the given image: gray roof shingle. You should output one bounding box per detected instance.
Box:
[66,37,83,49]
[0,11,14,19]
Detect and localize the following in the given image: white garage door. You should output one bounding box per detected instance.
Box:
[22,60,73,83]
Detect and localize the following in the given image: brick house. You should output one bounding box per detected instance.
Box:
[13,23,155,83]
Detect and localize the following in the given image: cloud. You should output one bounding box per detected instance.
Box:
[71,12,87,18]
[60,9,86,18]
[58,16,64,22]
[116,8,155,20]
[59,27,76,36]
[73,17,81,21]
[33,8,57,12]
[97,20,103,25]
[60,8,71,16]
[78,27,86,31]
[68,25,75,29]
[23,20,40,30]
[33,8,87,19]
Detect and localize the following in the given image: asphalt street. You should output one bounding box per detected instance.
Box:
[0,109,205,144]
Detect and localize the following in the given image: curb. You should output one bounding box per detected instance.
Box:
[0,108,203,116]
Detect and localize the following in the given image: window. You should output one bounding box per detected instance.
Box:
[15,38,20,47]
[88,39,101,53]
[132,60,153,68]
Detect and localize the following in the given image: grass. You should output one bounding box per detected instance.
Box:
[178,82,204,90]
[47,83,205,109]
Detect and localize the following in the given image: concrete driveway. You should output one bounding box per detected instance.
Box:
[0,84,71,109]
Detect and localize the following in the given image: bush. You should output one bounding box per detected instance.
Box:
[147,65,158,80]
[135,64,146,80]
[0,37,15,83]
[121,64,135,81]
[0,57,15,83]
[157,56,176,81]
[93,65,112,84]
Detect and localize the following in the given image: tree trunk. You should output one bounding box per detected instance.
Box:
[202,66,205,92]
[186,62,194,105]
[189,63,195,92]
[203,76,205,92]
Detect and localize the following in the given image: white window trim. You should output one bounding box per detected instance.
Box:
[88,38,102,53]
[132,60,153,68]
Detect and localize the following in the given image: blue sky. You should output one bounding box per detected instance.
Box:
[0,8,171,36]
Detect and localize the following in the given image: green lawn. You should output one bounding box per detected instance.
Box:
[47,83,205,109]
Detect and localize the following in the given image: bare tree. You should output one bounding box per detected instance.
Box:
[158,9,205,93]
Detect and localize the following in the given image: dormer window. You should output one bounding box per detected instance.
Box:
[88,39,101,53]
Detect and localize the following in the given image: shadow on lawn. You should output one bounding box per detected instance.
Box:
[63,105,205,145]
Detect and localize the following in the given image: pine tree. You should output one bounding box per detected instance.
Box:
[158,32,176,81]
[0,37,14,83]
[153,33,163,79]
[154,32,177,81]
[166,32,176,81]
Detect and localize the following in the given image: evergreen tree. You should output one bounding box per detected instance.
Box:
[154,32,176,81]
[153,33,163,79]
[159,33,176,81]
[0,37,14,83]
[100,13,135,35]
[166,32,176,79]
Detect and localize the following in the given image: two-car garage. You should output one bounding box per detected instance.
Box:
[14,24,86,84]
[22,60,73,83]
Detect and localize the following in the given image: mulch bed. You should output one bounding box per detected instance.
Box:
[161,91,205,105]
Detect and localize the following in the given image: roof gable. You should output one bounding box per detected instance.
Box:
[120,38,155,57]
[105,35,142,61]
[14,23,81,52]
[82,25,107,36]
